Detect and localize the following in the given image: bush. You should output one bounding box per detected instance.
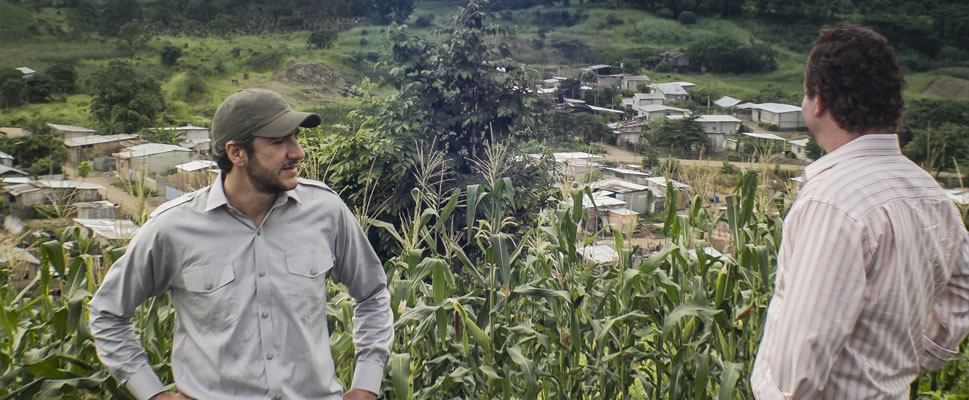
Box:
[307,30,338,49]
[160,45,183,66]
[678,11,697,25]
[414,14,434,28]
[658,8,674,19]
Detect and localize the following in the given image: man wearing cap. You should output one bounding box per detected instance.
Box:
[89,88,393,400]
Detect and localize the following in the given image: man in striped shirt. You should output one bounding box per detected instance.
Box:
[751,24,969,399]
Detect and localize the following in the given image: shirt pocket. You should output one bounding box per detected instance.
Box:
[285,250,333,320]
[181,263,240,332]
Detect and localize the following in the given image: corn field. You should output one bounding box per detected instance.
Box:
[1,167,968,398]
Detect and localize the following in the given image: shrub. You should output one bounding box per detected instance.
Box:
[413,14,434,28]
[678,11,697,25]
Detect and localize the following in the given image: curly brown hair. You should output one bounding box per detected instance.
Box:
[805,23,905,133]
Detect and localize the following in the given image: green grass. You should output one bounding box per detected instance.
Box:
[0,94,95,128]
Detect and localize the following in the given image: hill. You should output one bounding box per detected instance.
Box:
[924,76,969,100]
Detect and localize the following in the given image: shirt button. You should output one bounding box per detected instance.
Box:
[256,231,261,236]
[310,269,318,275]
[261,311,269,319]
[258,271,266,277]
[272,395,281,400]
[266,353,274,360]
[204,283,213,290]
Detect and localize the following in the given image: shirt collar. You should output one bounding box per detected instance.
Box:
[204,173,302,213]
[802,134,901,183]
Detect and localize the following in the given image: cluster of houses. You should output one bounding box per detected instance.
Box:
[0,122,222,273]
[538,65,813,160]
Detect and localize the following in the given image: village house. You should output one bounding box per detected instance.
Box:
[2,179,104,217]
[620,75,650,91]
[1,245,41,288]
[74,200,120,219]
[0,150,13,167]
[622,92,666,108]
[579,244,620,266]
[714,96,743,109]
[149,124,212,154]
[64,134,141,164]
[659,51,690,70]
[0,127,27,138]
[632,104,690,122]
[735,103,805,130]
[740,131,789,153]
[601,166,652,185]
[15,67,36,79]
[561,98,625,116]
[0,164,28,180]
[592,178,653,214]
[649,83,691,102]
[114,143,195,176]
[169,160,218,194]
[73,218,139,245]
[47,123,99,140]
[581,191,630,233]
[645,177,692,210]
[788,138,810,160]
[608,120,646,148]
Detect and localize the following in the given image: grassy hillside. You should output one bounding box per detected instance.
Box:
[0,1,965,130]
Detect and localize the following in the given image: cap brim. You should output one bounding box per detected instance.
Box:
[252,110,322,138]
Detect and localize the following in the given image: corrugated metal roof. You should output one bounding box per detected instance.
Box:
[35,180,105,190]
[751,103,801,113]
[635,104,689,113]
[593,178,649,193]
[73,218,139,240]
[581,64,612,71]
[175,160,218,172]
[788,138,809,147]
[741,132,787,141]
[47,123,97,133]
[0,150,13,160]
[602,167,650,177]
[0,164,28,176]
[714,96,742,108]
[645,176,690,189]
[116,143,192,158]
[64,134,139,147]
[579,244,619,264]
[608,207,640,216]
[582,194,627,209]
[653,83,689,96]
[696,115,742,123]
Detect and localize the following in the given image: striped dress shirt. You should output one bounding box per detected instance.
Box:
[751,134,969,399]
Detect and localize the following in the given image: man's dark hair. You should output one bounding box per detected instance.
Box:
[806,23,905,133]
[216,137,255,174]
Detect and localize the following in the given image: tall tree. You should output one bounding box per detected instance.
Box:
[90,61,166,134]
[375,0,537,171]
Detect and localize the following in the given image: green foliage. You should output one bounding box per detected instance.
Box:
[549,111,612,144]
[687,36,777,74]
[90,61,166,134]
[678,11,697,25]
[0,68,26,108]
[903,123,969,176]
[307,30,338,49]
[23,74,54,104]
[379,0,537,172]
[372,0,415,24]
[44,64,77,94]
[160,45,183,67]
[899,98,969,148]
[806,136,824,160]
[0,132,68,175]
[76,161,92,179]
[648,115,710,154]
[140,127,184,145]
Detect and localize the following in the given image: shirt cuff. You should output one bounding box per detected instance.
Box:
[126,365,166,400]
[351,360,386,395]
[920,333,959,371]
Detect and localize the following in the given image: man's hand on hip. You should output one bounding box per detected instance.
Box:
[344,388,377,400]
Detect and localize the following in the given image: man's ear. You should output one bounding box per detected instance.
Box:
[812,89,825,117]
[225,141,247,167]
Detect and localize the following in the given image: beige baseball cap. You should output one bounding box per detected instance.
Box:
[211,88,321,156]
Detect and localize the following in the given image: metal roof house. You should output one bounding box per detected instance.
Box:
[114,143,195,176]
[737,103,805,130]
[47,123,99,139]
[64,134,141,164]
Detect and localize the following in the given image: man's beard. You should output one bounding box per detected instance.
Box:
[245,156,295,194]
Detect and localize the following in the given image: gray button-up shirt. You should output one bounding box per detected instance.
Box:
[89,177,393,400]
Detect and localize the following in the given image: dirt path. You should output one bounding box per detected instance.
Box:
[598,143,807,172]
[62,164,166,219]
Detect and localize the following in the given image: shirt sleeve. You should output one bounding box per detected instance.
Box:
[88,218,173,400]
[330,204,394,394]
[920,220,969,371]
[751,200,867,399]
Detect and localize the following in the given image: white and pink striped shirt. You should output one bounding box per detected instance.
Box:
[751,134,969,399]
